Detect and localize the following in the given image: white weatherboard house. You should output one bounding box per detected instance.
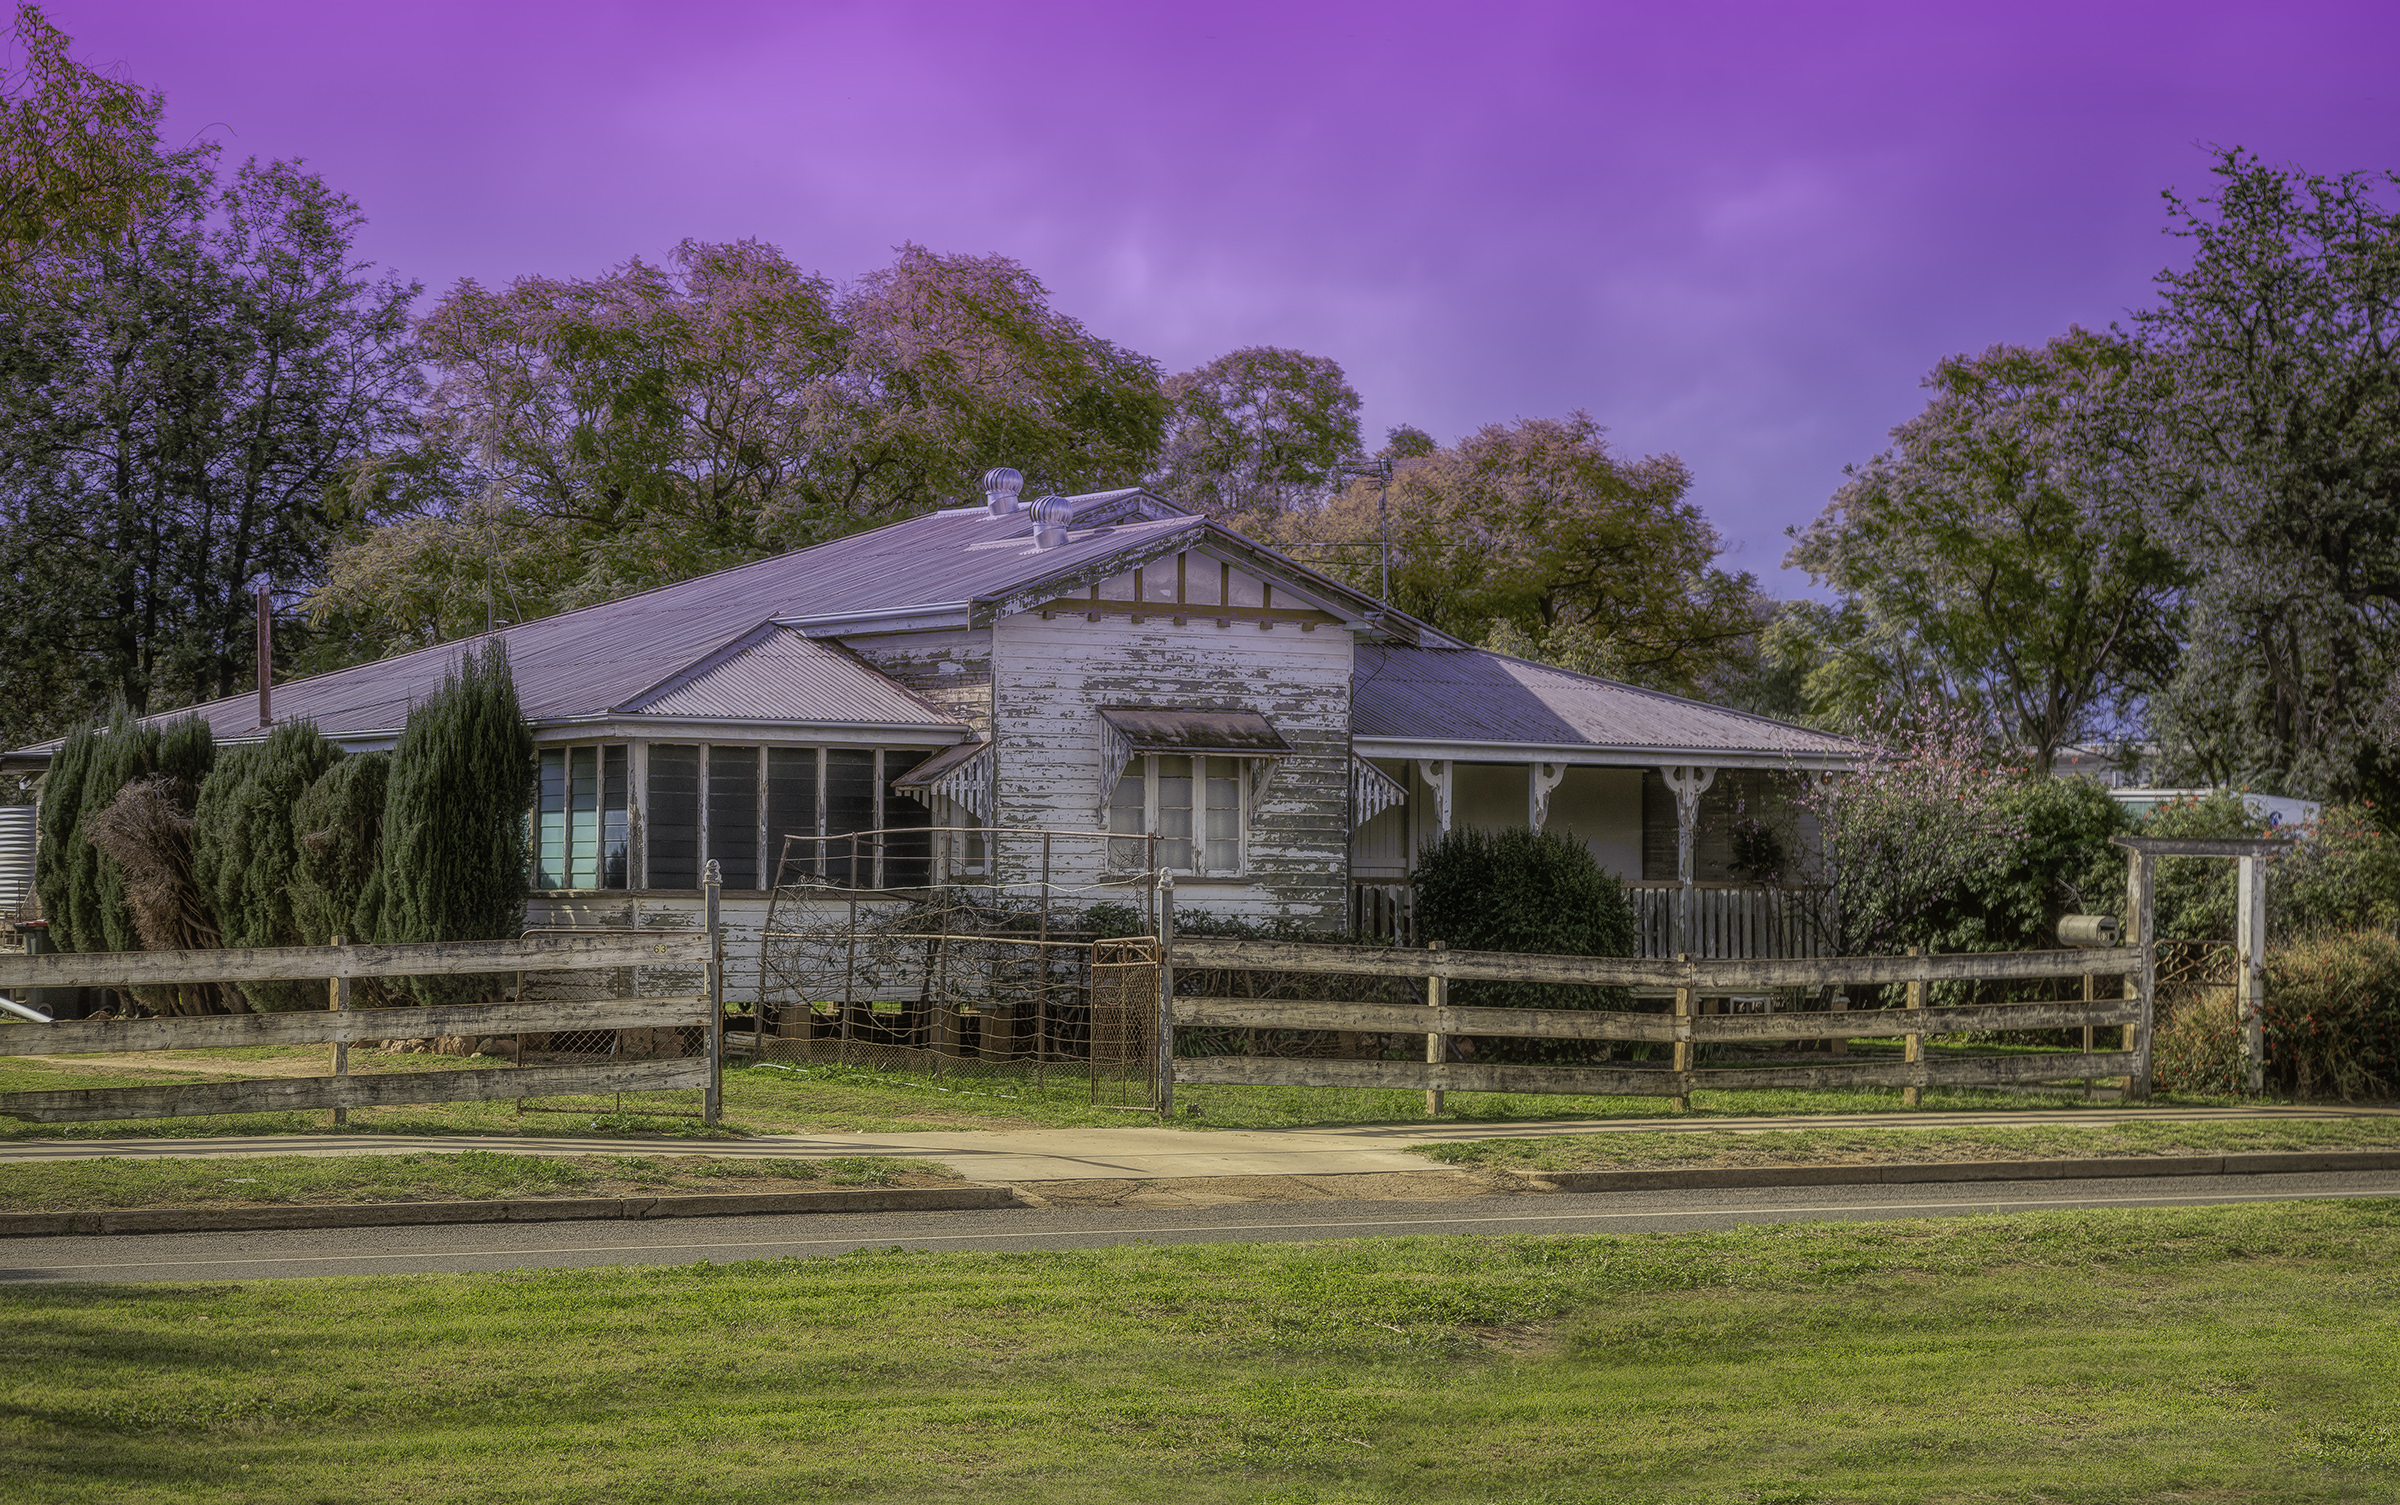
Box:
[9,471,1858,994]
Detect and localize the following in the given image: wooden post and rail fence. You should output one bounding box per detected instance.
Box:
[0,888,726,1125]
[1156,930,2150,1108]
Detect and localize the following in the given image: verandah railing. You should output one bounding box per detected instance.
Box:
[1351,880,1835,959]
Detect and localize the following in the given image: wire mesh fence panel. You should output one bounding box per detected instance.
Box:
[1088,939,1158,1108]
[505,944,711,1119]
[753,825,1165,1094]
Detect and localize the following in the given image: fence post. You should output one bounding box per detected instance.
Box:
[328,935,350,1127]
[2237,853,2265,1094]
[1036,831,1051,1087]
[2081,970,2096,1101]
[1425,939,1446,1118]
[1902,945,1924,1109]
[704,861,723,1126]
[1155,871,1175,1118]
[2126,848,2155,1101]
[1671,953,1692,1111]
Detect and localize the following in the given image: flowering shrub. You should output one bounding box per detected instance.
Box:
[2261,930,2400,1100]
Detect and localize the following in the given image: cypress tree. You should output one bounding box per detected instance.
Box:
[191,722,343,1011]
[292,752,390,946]
[377,638,534,1005]
[33,720,96,946]
[33,710,212,953]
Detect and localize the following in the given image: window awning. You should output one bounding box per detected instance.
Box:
[890,739,992,822]
[1095,707,1292,757]
[1096,707,1291,813]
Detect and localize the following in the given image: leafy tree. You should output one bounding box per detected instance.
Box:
[1786,331,2184,772]
[0,151,418,747]
[1271,413,1764,695]
[309,240,1165,662]
[373,638,533,1004]
[2136,149,2400,802]
[1147,346,1361,520]
[0,4,172,280]
[191,721,344,1011]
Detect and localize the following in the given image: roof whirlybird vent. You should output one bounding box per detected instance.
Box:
[981,466,1024,517]
[1031,495,1074,549]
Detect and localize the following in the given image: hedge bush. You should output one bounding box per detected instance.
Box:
[34,710,213,955]
[192,722,346,1012]
[1411,827,1634,1063]
[2151,929,2400,1100]
[291,751,391,947]
[375,638,534,1005]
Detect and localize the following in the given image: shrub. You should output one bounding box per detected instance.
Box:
[1412,826,1634,1063]
[192,722,346,1012]
[34,710,213,955]
[2144,791,2261,942]
[292,752,391,946]
[375,638,535,1005]
[83,777,240,1015]
[1792,705,2030,955]
[2262,930,2400,1101]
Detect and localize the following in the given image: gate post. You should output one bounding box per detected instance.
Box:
[2125,847,2155,1102]
[704,861,724,1126]
[1155,872,1175,1118]
[2237,854,2266,1094]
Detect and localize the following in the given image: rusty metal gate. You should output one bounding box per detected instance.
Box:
[1088,938,1159,1108]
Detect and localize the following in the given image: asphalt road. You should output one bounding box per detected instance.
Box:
[3,1169,2394,1285]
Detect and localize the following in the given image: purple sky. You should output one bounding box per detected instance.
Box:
[55,1,2400,593]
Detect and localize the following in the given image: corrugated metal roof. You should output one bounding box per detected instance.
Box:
[1350,644,1861,760]
[8,490,1212,752]
[618,626,956,724]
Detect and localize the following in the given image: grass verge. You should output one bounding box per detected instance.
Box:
[0,1151,958,1212]
[3,1200,2398,1501]
[0,1049,2267,1141]
[1415,1115,2400,1173]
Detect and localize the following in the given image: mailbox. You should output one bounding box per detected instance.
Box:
[2057,915,2121,949]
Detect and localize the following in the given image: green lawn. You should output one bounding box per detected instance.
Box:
[0,1150,956,1211]
[3,1200,2396,1501]
[0,1051,2261,1142]
[1417,1115,2400,1173]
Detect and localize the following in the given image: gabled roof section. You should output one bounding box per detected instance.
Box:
[615,625,959,727]
[1351,645,1862,766]
[4,484,1450,759]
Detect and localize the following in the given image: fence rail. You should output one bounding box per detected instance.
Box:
[0,878,727,1125]
[1165,928,2148,1109]
[1169,936,2139,988]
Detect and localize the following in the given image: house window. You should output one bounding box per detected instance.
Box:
[534,745,630,891]
[1108,754,1243,875]
[641,742,938,891]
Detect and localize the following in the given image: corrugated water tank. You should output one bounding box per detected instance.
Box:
[0,804,33,916]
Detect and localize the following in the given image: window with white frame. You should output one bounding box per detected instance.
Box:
[1107,754,1244,875]
[534,745,631,890]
